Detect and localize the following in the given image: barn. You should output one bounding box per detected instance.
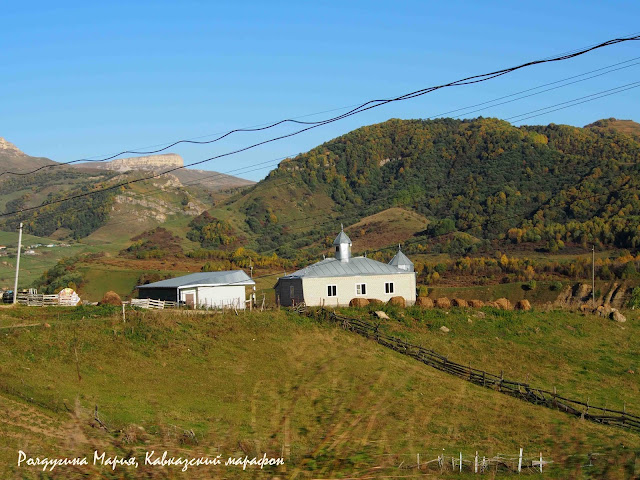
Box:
[136,270,255,309]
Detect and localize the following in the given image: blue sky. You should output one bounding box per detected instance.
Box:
[1,1,639,180]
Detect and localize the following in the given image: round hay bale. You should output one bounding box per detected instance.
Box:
[100,291,122,306]
[515,299,531,311]
[415,297,434,308]
[485,301,499,308]
[494,298,513,310]
[468,299,485,308]
[451,298,468,308]
[388,296,406,307]
[367,298,383,305]
[349,298,369,307]
[435,297,451,309]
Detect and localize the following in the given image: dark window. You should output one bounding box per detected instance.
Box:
[385,282,394,294]
[327,285,337,297]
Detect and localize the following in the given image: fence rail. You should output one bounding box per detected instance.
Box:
[314,309,640,434]
[16,293,70,306]
[129,298,178,310]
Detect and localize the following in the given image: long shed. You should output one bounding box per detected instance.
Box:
[136,270,255,309]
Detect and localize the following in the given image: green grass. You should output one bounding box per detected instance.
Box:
[0,306,638,479]
[337,305,640,414]
[0,241,100,289]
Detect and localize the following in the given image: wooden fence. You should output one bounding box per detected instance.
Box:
[129,298,178,310]
[313,309,640,434]
[16,293,66,306]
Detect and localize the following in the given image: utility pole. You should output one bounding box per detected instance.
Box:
[592,245,595,303]
[13,222,23,304]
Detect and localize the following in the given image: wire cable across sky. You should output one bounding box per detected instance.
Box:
[1,33,638,178]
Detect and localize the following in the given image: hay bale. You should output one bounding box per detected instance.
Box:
[367,298,383,305]
[468,299,485,308]
[515,299,531,311]
[451,298,468,308]
[100,291,122,306]
[415,297,434,308]
[494,298,513,310]
[388,296,406,307]
[349,298,369,307]
[435,297,451,309]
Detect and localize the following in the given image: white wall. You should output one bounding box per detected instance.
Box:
[180,285,248,309]
[301,273,416,307]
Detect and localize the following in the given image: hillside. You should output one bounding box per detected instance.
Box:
[586,117,640,139]
[0,306,638,478]
[0,138,254,244]
[211,117,640,258]
[0,137,56,174]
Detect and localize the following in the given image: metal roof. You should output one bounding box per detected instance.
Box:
[389,249,414,269]
[283,257,412,279]
[137,270,255,289]
[333,230,352,245]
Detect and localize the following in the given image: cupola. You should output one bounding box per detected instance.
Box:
[333,225,352,262]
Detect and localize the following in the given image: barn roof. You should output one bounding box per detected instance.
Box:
[281,256,411,279]
[137,270,255,289]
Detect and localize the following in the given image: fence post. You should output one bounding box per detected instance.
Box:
[122,303,126,323]
[539,452,543,473]
[518,447,523,473]
[417,453,420,470]
[459,452,462,472]
[474,451,478,473]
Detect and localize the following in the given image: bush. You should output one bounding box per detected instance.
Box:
[628,287,640,309]
[550,281,563,291]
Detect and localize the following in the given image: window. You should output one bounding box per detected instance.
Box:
[289,286,295,298]
[327,285,337,297]
[356,283,367,295]
[385,282,395,294]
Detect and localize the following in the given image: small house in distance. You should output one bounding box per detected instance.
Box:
[136,270,255,309]
[274,228,416,307]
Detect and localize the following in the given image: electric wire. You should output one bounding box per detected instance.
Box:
[1,33,638,178]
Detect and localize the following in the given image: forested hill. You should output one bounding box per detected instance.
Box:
[219,117,640,255]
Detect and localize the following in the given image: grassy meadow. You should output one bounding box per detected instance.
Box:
[0,304,638,479]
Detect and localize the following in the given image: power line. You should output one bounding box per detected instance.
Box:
[4,69,638,222]
[1,33,638,178]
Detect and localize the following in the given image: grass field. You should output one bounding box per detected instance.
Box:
[0,231,101,289]
[0,305,638,479]
[338,304,640,414]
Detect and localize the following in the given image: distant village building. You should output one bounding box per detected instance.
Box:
[274,228,416,307]
[136,270,255,309]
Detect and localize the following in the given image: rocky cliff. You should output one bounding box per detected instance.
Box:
[92,153,184,172]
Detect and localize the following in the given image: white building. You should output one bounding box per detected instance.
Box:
[136,270,255,309]
[275,228,416,307]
